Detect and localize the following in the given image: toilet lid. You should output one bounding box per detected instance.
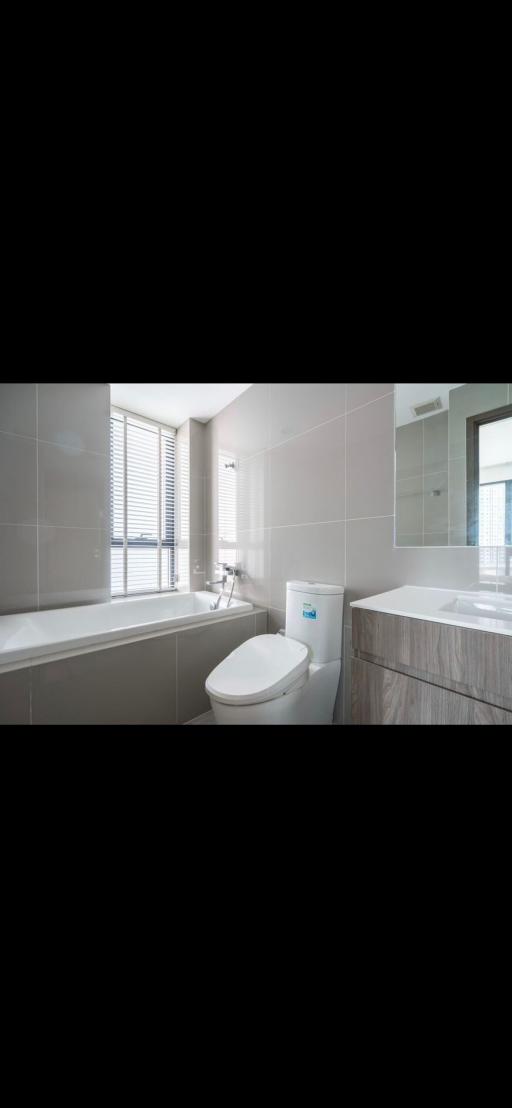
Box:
[206,634,310,706]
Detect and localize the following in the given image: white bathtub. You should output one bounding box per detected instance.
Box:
[0,591,253,671]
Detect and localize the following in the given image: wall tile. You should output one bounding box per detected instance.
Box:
[0,668,31,724]
[0,383,36,438]
[347,393,394,519]
[269,382,346,447]
[237,452,270,532]
[269,521,345,610]
[270,416,345,528]
[0,433,37,524]
[424,470,448,534]
[236,529,271,608]
[38,441,109,529]
[424,410,448,474]
[396,422,422,480]
[38,526,110,609]
[209,382,269,464]
[396,476,423,537]
[32,635,177,725]
[267,608,286,635]
[347,383,393,411]
[38,382,110,455]
[0,524,38,614]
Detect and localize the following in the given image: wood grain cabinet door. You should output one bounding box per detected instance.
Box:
[352,658,512,726]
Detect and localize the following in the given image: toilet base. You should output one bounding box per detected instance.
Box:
[209,660,341,725]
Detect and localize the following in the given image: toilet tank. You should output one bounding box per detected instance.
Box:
[285,581,344,663]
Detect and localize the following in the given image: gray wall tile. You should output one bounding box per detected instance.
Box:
[448,382,508,460]
[32,635,177,725]
[0,525,38,614]
[38,526,110,609]
[0,384,36,438]
[347,383,393,410]
[424,410,448,474]
[38,382,110,455]
[0,433,37,524]
[0,383,111,614]
[270,416,345,528]
[0,668,31,724]
[269,383,346,446]
[396,422,422,480]
[269,520,345,610]
[38,441,109,529]
[347,393,394,519]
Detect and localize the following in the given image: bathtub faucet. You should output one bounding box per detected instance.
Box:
[206,564,238,610]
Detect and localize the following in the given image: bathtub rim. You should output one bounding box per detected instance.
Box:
[0,600,263,675]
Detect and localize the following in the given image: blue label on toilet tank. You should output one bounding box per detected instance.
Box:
[303,604,317,620]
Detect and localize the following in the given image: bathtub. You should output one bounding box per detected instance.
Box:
[0,591,254,672]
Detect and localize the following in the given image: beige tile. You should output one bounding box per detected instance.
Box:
[32,635,177,725]
[235,529,271,608]
[448,458,467,533]
[38,382,110,455]
[237,452,270,532]
[396,422,422,480]
[177,612,256,722]
[270,416,345,527]
[347,393,394,519]
[269,383,346,446]
[396,476,423,537]
[209,383,269,462]
[0,383,36,438]
[0,668,31,724]
[270,520,345,610]
[347,382,393,411]
[424,470,448,534]
[424,533,448,546]
[0,432,37,524]
[189,419,206,478]
[0,524,38,614]
[38,441,109,529]
[190,477,205,536]
[424,410,448,474]
[38,526,110,609]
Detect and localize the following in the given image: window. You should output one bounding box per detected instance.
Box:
[480,481,512,549]
[111,409,176,596]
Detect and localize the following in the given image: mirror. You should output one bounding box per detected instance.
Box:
[395,383,512,547]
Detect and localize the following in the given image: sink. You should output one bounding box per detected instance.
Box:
[351,586,512,636]
[441,596,512,622]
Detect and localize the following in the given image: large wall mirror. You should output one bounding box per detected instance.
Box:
[395,383,512,547]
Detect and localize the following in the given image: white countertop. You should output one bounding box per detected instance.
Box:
[351,586,512,637]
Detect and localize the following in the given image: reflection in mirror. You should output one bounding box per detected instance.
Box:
[395,383,512,547]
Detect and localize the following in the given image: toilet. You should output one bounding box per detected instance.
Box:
[205,581,344,724]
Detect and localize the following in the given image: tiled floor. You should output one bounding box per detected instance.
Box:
[186,710,216,725]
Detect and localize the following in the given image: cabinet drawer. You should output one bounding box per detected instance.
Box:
[352,657,512,725]
[352,608,512,711]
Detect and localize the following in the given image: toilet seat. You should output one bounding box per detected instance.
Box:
[206,634,310,707]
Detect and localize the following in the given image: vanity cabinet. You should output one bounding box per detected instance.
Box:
[351,609,512,725]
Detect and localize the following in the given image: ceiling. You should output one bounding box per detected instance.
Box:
[110,383,252,428]
[395,383,466,426]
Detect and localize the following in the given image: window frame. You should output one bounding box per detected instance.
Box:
[466,402,512,545]
[111,404,177,597]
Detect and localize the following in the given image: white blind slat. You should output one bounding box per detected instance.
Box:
[111,411,176,596]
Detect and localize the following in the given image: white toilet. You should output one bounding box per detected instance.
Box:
[205,581,344,725]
